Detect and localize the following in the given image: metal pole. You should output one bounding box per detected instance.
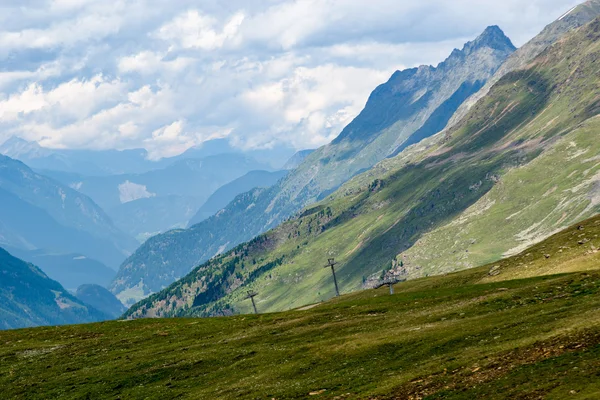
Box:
[250,296,258,314]
[331,265,340,297]
[389,283,394,295]
[246,291,259,315]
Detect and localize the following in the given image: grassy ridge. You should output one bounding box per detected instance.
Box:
[3,215,600,398]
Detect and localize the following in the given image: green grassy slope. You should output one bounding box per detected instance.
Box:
[4,217,600,398]
[125,17,600,319]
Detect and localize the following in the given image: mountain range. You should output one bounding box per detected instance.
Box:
[0,248,107,330]
[42,154,274,240]
[2,0,600,329]
[0,155,137,269]
[0,137,296,176]
[125,6,600,317]
[111,21,520,303]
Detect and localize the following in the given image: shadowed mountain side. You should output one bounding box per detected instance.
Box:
[0,248,107,330]
[3,247,116,291]
[388,79,485,158]
[75,284,126,319]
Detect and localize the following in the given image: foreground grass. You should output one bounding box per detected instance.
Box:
[3,263,600,399]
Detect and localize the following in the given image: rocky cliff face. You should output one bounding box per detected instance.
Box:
[113,26,516,303]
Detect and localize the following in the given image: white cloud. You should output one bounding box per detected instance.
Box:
[0,11,123,51]
[155,10,245,50]
[0,0,583,158]
[0,75,127,121]
[118,51,192,75]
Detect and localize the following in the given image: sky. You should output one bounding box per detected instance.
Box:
[0,0,583,159]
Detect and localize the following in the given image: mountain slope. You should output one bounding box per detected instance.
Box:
[6,217,600,398]
[126,16,600,318]
[75,284,126,319]
[282,149,315,170]
[113,26,517,302]
[0,155,135,249]
[447,0,600,128]
[187,170,289,227]
[0,248,106,330]
[0,187,132,270]
[3,247,115,291]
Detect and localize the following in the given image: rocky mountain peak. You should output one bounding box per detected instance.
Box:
[465,25,516,54]
[0,136,47,159]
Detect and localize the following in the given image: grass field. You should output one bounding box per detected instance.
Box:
[3,217,600,399]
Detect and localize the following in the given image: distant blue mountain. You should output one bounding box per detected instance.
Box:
[0,155,137,269]
[187,169,289,227]
[4,247,116,292]
[0,137,297,175]
[0,248,108,330]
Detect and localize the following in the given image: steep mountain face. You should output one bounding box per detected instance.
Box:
[187,170,289,227]
[0,248,106,330]
[447,0,600,128]
[125,16,600,319]
[282,150,315,170]
[4,247,115,291]
[0,156,137,268]
[75,284,126,319]
[113,26,516,303]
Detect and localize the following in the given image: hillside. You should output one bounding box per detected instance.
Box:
[187,170,289,227]
[4,217,600,397]
[0,248,107,330]
[75,284,126,319]
[113,25,517,303]
[4,247,115,291]
[126,16,600,318]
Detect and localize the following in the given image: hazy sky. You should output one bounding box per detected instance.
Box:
[0,0,582,159]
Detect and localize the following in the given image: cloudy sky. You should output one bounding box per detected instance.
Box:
[0,0,582,159]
